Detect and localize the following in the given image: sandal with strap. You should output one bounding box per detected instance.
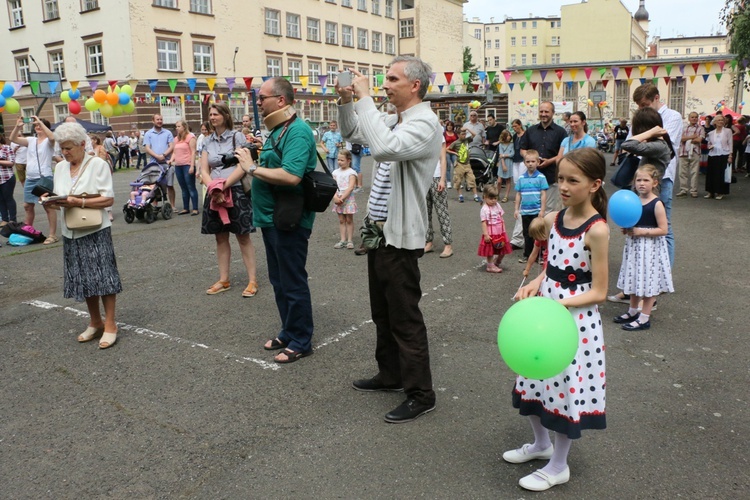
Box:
[43,235,60,245]
[242,281,258,298]
[274,348,314,364]
[99,332,117,349]
[78,326,104,343]
[264,337,288,351]
[206,280,231,295]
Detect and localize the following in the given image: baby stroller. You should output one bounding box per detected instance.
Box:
[468,145,498,191]
[596,131,614,153]
[122,162,173,224]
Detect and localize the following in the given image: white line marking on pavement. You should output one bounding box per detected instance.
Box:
[23,300,280,371]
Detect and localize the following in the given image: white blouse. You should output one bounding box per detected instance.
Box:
[707,128,733,157]
[53,155,114,239]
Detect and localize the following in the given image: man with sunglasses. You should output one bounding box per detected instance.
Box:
[235,77,318,364]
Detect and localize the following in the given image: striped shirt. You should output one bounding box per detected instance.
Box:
[517,170,549,215]
[367,161,392,221]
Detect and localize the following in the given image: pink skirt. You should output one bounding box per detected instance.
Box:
[477,232,512,257]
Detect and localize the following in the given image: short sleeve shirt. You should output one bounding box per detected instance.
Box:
[517,170,549,215]
[143,127,174,162]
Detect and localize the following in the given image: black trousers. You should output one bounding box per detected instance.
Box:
[117,145,130,168]
[367,244,435,406]
[522,214,538,259]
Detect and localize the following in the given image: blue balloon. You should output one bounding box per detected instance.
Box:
[118,93,130,105]
[609,189,642,228]
[69,89,81,100]
[1,83,14,98]
[0,95,5,108]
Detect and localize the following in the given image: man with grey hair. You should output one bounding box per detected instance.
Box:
[337,56,439,424]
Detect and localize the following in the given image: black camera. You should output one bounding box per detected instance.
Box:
[221,143,259,166]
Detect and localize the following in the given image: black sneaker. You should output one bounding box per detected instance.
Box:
[352,377,403,392]
[384,398,436,423]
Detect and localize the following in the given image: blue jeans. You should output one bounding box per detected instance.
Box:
[659,178,674,267]
[261,226,314,353]
[446,154,455,182]
[0,177,17,222]
[351,152,361,174]
[174,165,199,211]
[326,157,337,172]
[136,152,147,169]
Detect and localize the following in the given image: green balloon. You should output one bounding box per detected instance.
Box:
[4,97,20,114]
[121,84,133,96]
[60,90,71,103]
[100,103,114,117]
[113,104,123,116]
[123,101,135,114]
[497,297,579,379]
[84,97,100,112]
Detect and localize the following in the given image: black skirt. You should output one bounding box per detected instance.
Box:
[705,155,730,195]
[63,227,123,302]
[201,185,256,235]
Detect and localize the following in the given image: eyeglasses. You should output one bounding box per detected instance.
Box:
[258,94,281,103]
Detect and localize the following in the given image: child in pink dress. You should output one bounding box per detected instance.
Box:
[477,184,512,272]
[331,149,358,249]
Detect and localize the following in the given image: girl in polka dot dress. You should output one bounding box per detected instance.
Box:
[505,148,610,492]
[613,165,673,331]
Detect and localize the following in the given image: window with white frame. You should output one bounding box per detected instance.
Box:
[663,49,668,55]
[286,13,300,38]
[326,0,336,3]
[698,47,704,53]
[266,56,281,77]
[551,53,560,64]
[521,36,526,46]
[495,39,500,49]
[669,79,686,115]
[399,18,414,38]
[510,54,516,66]
[511,37,516,47]
[400,0,414,8]
[494,56,500,67]
[48,50,65,79]
[614,80,629,119]
[341,0,350,6]
[521,21,526,28]
[532,21,537,28]
[521,54,526,65]
[81,0,99,10]
[293,100,305,119]
[193,42,214,73]
[265,9,280,35]
[307,18,320,42]
[190,0,210,14]
[532,35,537,46]
[372,31,382,52]
[54,103,69,123]
[229,101,245,124]
[325,21,337,44]
[309,102,322,122]
[686,48,691,54]
[484,57,489,67]
[288,59,301,83]
[8,0,23,28]
[328,102,338,121]
[385,0,393,18]
[86,42,104,75]
[91,110,109,126]
[674,49,679,54]
[309,61,321,83]
[342,25,353,47]
[485,40,491,49]
[540,82,553,102]
[531,53,537,64]
[159,95,183,124]
[43,0,59,20]
[157,39,180,71]
[358,28,368,49]
[485,26,489,32]
[153,0,176,7]
[511,21,516,29]
[358,0,366,11]
[475,29,482,39]
[712,46,718,53]
[385,34,395,54]
[563,83,577,112]
[372,0,380,14]
[551,36,559,45]
[16,56,29,82]
[327,64,338,84]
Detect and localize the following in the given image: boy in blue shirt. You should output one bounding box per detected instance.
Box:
[513,149,548,263]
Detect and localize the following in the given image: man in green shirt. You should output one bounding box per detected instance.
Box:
[236,77,317,364]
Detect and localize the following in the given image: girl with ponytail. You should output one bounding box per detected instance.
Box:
[507,147,610,492]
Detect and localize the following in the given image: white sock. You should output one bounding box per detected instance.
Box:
[638,313,650,323]
[628,307,638,316]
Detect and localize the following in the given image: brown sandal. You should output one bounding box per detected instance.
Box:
[274,348,314,364]
[206,280,231,295]
[242,281,258,298]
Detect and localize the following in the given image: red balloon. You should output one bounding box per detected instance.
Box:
[69,100,82,115]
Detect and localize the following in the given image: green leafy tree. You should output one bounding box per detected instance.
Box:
[723,1,750,88]
[463,47,479,93]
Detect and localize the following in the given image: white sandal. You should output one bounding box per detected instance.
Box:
[78,326,104,343]
[99,332,118,349]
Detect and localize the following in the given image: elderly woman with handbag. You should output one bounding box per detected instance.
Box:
[43,122,122,349]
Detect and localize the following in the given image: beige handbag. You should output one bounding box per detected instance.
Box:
[64,157,103,230]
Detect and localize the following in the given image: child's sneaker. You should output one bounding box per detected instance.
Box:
[346,241,354,249]
[518,257,528,263]
[459,194,465,203]
[474,195,482,202]
[334,241,346,249]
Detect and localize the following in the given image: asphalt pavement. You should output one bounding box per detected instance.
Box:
[1,155,749,499]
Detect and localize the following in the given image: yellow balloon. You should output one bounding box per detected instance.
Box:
[100,103,114,117]
[4,97,20,114]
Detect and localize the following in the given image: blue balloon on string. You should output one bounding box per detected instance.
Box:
[1,83,15,98]
[69,89,81,100]
[609,189,642,228]
[118,93,131,105]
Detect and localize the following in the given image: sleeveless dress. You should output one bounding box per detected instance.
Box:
[512,209,607,439]
[616,198,673,298]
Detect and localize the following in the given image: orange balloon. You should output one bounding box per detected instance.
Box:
[94,89,107,104]
[106,92,119,106]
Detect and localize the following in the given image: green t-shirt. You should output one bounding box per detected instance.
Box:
[253,118,317,229]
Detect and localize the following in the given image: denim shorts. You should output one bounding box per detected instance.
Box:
[23,176,53,204]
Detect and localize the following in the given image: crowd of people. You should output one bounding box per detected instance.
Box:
[3,56,748,493]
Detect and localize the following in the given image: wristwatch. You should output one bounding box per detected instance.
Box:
[243,163,257,174]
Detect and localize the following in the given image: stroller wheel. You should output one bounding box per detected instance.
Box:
[162,202,173,220]
[144,206,156,224]
[124,209,135,224]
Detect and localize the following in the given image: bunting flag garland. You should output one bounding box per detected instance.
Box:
[148,79,158,92]
[261,76,271,82]
[651,65,659,76]
[187,78,197,92]
[531,82,538,90]
[495,82,502,91]
[438,84,444,93]
[225,77,236,92]
[243,77,253,89]
[555,69,564,80]
[690,75,697,83]
[639,78,646,85]
[718,61,726,71]
[663,77,670,85]
[168,79,178,92]
[705,62,713,73]
[13,81,24,92]
[623,66,633,78]
[584,67,593,80]
[503,71,513,82]
[519,81,526,90]
[601,79,609,88]
[318,75,327,87]
[300,76,309,87]
[731,60,738,71]
[611,67,619,79]
[48,81,59,94]
[461,72,470,84]
[597,67,606,78]
[702,74,709,83]
[523,69,533,82]
[579,81,585,88]
[376,74,385,86]
[692,63,700,74]
[627,78,633,86]
[716,73,722,82]
[444,71,454,84]
[664,64,673,76]
[473,84,479,92]
[89,80,99,91]
[555,81,561,90]
[29,81,40,94]
[69,81,79,92]
[679,64,685,75]
[508,83,514,91]
[108,80,119,89]
[477,71,486,83]
[487,71,497,84]
[540,70,548,81]
[206,78,216,91]
[430,72,436,84]
[638,65,647,77]
[570,69,578,80]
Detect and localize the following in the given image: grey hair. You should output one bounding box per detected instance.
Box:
[270,77,295,105]
[390,55,432,100]
[54,122,88,145]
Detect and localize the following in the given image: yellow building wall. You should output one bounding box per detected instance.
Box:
[415,0,464,72]
[504,17,557,68]
[560,0,637,63]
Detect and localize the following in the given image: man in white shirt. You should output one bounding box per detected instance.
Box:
[633,83,682,267]
[462,110,485,147]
